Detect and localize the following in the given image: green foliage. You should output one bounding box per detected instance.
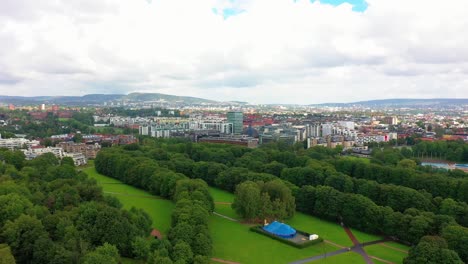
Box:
[404,236,463,264]
[232,180,296,222]
[0,244,16,264]
[83,243,120,264]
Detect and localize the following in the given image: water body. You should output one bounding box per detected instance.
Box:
[421,162,468,170]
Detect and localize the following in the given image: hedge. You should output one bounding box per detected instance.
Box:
[250,226,324,249]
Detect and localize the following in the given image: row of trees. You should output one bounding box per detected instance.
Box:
[281,160,468,227]
[295,185,468,261]
[0,150,153,264]
[96,139,468,262]
[95,148,214,264]
[412,140,468,162]
[334,157,468,203]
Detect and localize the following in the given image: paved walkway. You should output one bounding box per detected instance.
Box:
[343,225,373,264]
[213,212,239,222]
[211,258,241,264]
[289,223,395,264]
[103,191,165,200]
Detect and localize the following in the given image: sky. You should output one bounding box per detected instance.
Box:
[0,0,468,104]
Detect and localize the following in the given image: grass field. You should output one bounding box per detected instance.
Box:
[85,166,408,264]
[350,228,383,243]
[209,187,235,203]
[210,215,340,264]
[364,242,410,264]
[306,252,366,264]
[83,167,174,234]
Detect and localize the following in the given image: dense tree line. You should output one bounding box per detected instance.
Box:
[95,147,213,264]
[413,140,468,162]
[95,139,468,262]
[282,159,468,227]
[334,157,468,204]
[0,149,153,263]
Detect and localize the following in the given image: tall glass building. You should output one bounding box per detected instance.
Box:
[227,111,243,134]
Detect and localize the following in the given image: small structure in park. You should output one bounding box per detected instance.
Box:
[252,220,323,248]
[150,229,162,239]
[262,221,297,239]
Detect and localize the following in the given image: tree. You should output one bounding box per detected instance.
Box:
[0,244,16,264]
[132,237,151,260]
[0,193,33,227]
[171,242,193,264]
[61,157,75,167]
[2,214,50,263]
[232,181,261,221]
[404,236,463,264]
[442,225,468,261]
[398,159,417,169]
[83,243,120,264]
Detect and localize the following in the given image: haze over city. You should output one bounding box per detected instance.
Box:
[1,0,468,104]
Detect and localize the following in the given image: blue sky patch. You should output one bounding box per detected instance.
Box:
[311,0,368,12]
[213,7,246,19]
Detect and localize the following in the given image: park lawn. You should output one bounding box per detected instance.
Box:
[209,187,235,203]
[208,186,354,246]
[382,241,411,251]
[214,203,240,220]
[365,244,408,264]
[210,215,339,264]
[58,118,70,121]
[350,228,383,243]
[286,213,353,247]
[306,251,366,264]
[83,167,174,235]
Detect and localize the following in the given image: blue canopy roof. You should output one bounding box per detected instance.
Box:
[262,221,297,238]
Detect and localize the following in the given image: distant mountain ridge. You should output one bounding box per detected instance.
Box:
[312,98,468,107]
[0,92,216,105]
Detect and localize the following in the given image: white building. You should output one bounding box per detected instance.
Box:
[0,135,40,150]
[64,152,87,166]
[23,147,64,160]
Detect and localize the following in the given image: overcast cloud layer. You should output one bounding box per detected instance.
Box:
[0,0,467,104]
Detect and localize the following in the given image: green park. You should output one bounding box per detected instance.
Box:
[84,165,410,264]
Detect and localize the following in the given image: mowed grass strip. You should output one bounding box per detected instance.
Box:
[209,187,235,203]
[285,213,353,247]
[214,204,240,221]
[365,243,409,264]
[83,167,174,234]
[210,215,338,264]
[306,251,366,264]
[350,228,383,243]
[381,241,411,252]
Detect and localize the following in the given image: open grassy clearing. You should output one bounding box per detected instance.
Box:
[305,251,366,264]
[285,214,352,246]
[83,167,174,234]
[365,244,408,264]
[350,228,383,243]
[381,241,411,251]
[85,166,407,264]
[209,187,235,203]
[214,204,240,220]
[210,215,339,264]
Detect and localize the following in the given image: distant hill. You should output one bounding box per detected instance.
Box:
[312,98,468,107]
[123,92,216,104]
[0,92,217,106]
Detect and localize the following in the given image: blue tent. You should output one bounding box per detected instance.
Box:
[262,221,297,238]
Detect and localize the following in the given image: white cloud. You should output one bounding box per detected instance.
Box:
[0,0,468,104]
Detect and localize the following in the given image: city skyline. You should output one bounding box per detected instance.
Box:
[1,0,468,104]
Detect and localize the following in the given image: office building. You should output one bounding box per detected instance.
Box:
[227,112,244,134]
